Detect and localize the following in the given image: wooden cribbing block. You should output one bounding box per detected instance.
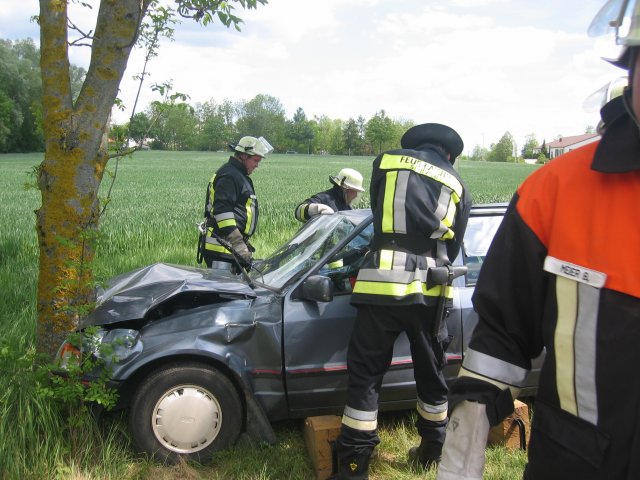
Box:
[303,415,342,480]
[488,399,530,450]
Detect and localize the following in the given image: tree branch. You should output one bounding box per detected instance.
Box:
[67,17,93,46]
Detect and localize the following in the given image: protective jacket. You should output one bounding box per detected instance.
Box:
[294,185,351,222]
[334,145,471,476]
[351,146,471,307]
[203,157,258,261]
[453,99,640,479]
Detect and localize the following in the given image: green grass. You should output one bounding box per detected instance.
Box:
[0,151,538,479]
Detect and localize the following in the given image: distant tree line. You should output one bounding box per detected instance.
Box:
[1,37,588,160]
[110,94,413,156]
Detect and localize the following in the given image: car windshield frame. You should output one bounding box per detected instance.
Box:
[249,213,366,290]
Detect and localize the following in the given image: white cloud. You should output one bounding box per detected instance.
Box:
[2,0,624,150]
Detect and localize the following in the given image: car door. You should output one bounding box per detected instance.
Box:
[282,219,465,417]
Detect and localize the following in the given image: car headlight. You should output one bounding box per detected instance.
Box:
[55,328,142,370]
[97,329,141,364]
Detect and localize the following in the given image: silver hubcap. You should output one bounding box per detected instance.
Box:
[151,384,222,453]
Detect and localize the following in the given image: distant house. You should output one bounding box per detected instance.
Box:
[540,133,600,159]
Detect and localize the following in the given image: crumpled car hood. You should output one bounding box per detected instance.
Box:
[81,263,256,328]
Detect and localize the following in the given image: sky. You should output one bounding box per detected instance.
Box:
[0,0,627,153]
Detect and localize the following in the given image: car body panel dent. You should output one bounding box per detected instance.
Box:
[110,298,283,394]
[83,263,256,328]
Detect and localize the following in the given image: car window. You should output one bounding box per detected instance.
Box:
[251,215,359,289]
[318,222,374,294]
[462,214,504,286]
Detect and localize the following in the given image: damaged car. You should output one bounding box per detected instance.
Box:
[54,204,540,463]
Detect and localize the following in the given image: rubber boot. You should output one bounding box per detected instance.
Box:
[408,438,442,470]
[328,450,371,480]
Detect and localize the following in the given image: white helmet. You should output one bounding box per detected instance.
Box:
[330,168,365,192]
[589,0,640,68]
[230,136,274,158]
[583,75,628,112]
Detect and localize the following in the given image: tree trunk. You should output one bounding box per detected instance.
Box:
[36,0,149,357]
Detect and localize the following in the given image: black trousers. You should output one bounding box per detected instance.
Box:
[336,303,449,458]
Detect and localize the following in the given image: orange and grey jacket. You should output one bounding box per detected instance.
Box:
[454,98,640,479]
[204,157,258,260]
[351,146,471,307]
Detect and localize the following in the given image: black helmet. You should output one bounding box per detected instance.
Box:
[401,123,464,163]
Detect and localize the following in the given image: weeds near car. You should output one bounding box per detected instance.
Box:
[0,152,535,479]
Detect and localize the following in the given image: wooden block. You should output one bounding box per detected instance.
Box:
[303,415,342,480]
[487,400,530,450]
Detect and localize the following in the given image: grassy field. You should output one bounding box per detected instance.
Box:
[0,151,538,479]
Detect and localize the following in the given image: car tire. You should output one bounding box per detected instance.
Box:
[129,362,242,464]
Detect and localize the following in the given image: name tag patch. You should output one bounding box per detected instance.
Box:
[543,256,607,288]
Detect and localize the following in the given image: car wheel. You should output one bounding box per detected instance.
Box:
[129,362,242,464]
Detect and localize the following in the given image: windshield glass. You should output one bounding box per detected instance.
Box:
[250,214,358,289]
[462,214,504,285]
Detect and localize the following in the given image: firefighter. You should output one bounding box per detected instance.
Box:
[437,3,640,480]
[198,135,273,270]
[294,168,365,222]
[331,123,472,479]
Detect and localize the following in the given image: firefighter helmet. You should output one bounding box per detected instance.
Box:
[229,136,274,158]
[330,168,365,192]
[589,0,640,68]
[401,123,464,163]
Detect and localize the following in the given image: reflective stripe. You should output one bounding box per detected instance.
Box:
[378,154,463,197]
[294,203,307,221]
[393,251,409,269]
[245,195,256,235]
[357,267,428,284]
[433,187,448,221]
[377,251,433,271]
[379,250,394,270]
[430,189,458,240]
[392,170,410,234]
[442,198,457,238]
[461,348,529,387]
[205,243,230,253]
[215,212,235,222]
[353,279,447,297]
[206,174,217,217]
[459,368,521,401]
[555,276,578,416]
[214,212,236,229]
[342,406,378,431]
[575,282,599,424]
[204,231,231,254]
[382,171,398,232]
[430,188,450,239]
[555,276,600,424]
[416,399,448,422]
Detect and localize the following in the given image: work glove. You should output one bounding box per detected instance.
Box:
[436,401,490,480]
[225,228,252,266]
[308,203,334,217]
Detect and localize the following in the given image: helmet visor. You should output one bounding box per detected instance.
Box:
[589,0,640,46]
[583,75,628,111]
[256,136,274,157]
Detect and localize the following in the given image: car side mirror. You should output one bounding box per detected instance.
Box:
[301,275,334,303]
